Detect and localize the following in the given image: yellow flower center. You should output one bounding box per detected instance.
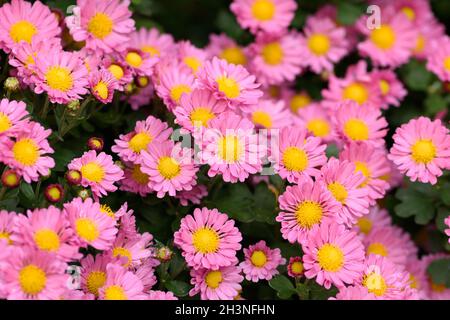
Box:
[80,162,105,183]
[262,42,283,65]
[250,250,267,267]
[86,271,106,296]
[379,80,390,96]
[192,227,220,254]
[100,204,115,219]
[205,270,223,289]
[0,232,12,244]
[184,56,202,73]
[34,229,60,252]
[142,45,160,56]
[343,82,369,105]
[251,0,275,21]
[19,265,47,295]
[354,161,371,187]
[94,81,109,100]
[0,112,12,134]
[88,13,113,39]
[414,34,425,54]
[290,94,311,113]
[47,186,61,200]
[327,182,348,204]
[357,217,372,235]
[108,64,124,80]
[409,274,418,289]
[45,66,74,92]
[282,146,308,172]
[411,139,436,164]
[401,7,415,21]
[125,52,143,68]
[113,247,132,267]
[218,135,242,163]
[104,285,127,300]
[129,132,153,153]
[157,156,181,179]
[216,76,240,99]
[170,84,192,103]
[190,107,215,127]
[308,33,331,55]
[131,165,149,185]
[220,47,247,65]
[295,201,323,229]
[307,119,330,137]
[291,261,304,274]
[317,244,344,272]
[367,242,388,257]
[363,272,387,296]
[444,57,450,72]
[252,111,272,128]
[370,25,396,50]
[13,138,39,166]
[343,118,369,141]
[75,218,99,242]
[10,20,37,43]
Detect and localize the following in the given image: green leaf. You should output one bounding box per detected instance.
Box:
[425,94,448,116]
[440,182,450,206]
[52,148,78,172]
[436,207,449,233]
[295,283,310,300]
[309,282,338,300]
[20,182,35,201]
[268,275,295,299]
[253,183,277,224]
[165,280,190,297]
[400,60,434,91]
[337,2,364,26]
[395,183,437,224]
[427,258,450,288]
[212,183,254,223]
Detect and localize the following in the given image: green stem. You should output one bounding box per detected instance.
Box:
[0,186,6,202]
[40,95,50,120]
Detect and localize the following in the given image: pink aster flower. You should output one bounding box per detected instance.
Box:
[303,221,365,289]
[102,56,133,90]
[0,210,17,245]
[353,205,392,237]
[127,83,154,110]
[177,41,208,75]
[148,290,178,300]
[80,252,114,297]
[65,0,135,54]
[296,102,335,142]
[117,206,138,241]
[330,285,376,300]
[174,207,242,270]
[230,0,297,35]
[421,253,450,300]
[317,158,370,227]
[388,116,450,185]
[196,111,263,183]
[175,184,208,206]
[0,121,54,183]
[0,98,29,137]
[112,115,172,163]
[119,163,153,197]
[88,68,119,104]
[189,265,243,300]
[239,240,285,282]
[64,197,118,250]
[110,232,154,269]
[134,260,157,292]
[276,177,340,245]
[11,206,80,262]
[98,264,146,300]
[140,141,198,198]
[206,33,248,66]
[32,49,89,104]
[0,0,60,52]
[1,247,68,300]
[370,69,407,109]
[333,100,388,148]
[282,89,314,114]
[385,0,435,26]
[68,150,124,198]
[247,32,303,86]
[405,258,428,298]
[121,49,158,77]
[412,18,445,60]
[298,16,348,74]
[196,57,262,111]
[244,99,292,129]
[128,27,175,58]
[271,127,327,184]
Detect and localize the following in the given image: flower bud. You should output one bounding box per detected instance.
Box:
[78,189,90,200]
[1,169,21,188]
[156,247,173,262]
[136,76,150,88]
[67,100,80,116]
[44,184,64,203]
[87,137,104,152]
[287,256,304,278]
[124,82,136,95]
[66,169,82,185]
[4,77,20,93]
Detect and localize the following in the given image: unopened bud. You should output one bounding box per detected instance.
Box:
[66,169,82,185]
[156,247,173,262]
[67,100,80,115]
[78,189,90,200]
[136,76,150,88]
[4,77,20,92]
[44,184,64,203]
[1,169,21,188]
[287,256,304,278]
[87,137,104,152]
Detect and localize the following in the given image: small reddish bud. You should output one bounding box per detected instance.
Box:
[156,247,173,263]
[66,169,82,185]
[1,169,21,188]
[287,256,304,278]
[44,184,64,203]
[87,137,104,152]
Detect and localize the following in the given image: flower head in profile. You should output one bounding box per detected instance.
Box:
[426,36,450,82]
[0,210,17,245]
[148,290,178,300]
[98,264,146,300]
[206,33,247,66]
[330,285,376,300]
[244,99,292,130]
[175,184,208,207]
[370,69,407,110]
[353,205,392,237]
[119,163,153,197]
[129,27,175,58]
[177,41,208,75]
[296,102,334,142]
[0,98,29,137]
[89,68,119,104]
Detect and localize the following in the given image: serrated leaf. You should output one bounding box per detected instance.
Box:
[212,183,254,223]
[20,182,34,201]
[427,258,450,288]
[165,280,190,297]
[395,186,436,224]
[268,275,295,299]
[400,60,434,91]
[337,2,364,25]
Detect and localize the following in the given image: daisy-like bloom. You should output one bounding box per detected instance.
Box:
[102,57,133,90]
[174,207,242,270]
[361,254,417,300]
[405,258,428,299]
[11,207,80,262]
[388,117,450,185]
[206,33,247,66]
[128,27,175,58]
[177,41,208,75]
[98,264,146,300]
[244,99,292,130]
[89,68,119,104]
[356,7,416,68]
[134,260,158,292]
[386,0,435,26]
[119,163,153,197]
[230,0,297,35]
[197,111,263,183]
[0,121,54,183]
[333,100,388,148]
[121,49,158,77]
[271,127,327,184]
[0,0,60,52]
[282,89,313,114]
[64,197,118,250]
[317,158,370,227]
[189,265,243,300]
[370,69,407,109]
[173,89,228,133]
[421,253,450,300]
[196,57,262,111]
[339,142,390,205]
[363,226,417,267]
[0,98,29,137]
[118,206,138,241]
[303,221,365,289]
[247,32,303,86]
[80,253,112,297]
[68,150,124,198]
[140,141,198,198]
[112,115,172,163]
[1,247,68,300]
[412,18,445,60]
[110,232,154,269]
[148,290,178,300]
[296,102,334,142]
[65,0,135,54]
[353,205,392,237]
[330,285,376,300]
[33,49,89,104]
[298,16,348,74]
[0,210,17,245]
[175,184,208,206]
[239,240,285,282]
[287,256,304,278]
[276,177,340,245]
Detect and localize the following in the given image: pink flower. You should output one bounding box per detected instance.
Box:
[80,252,113,297]
[0,210,17,245]
[174,207,242,270]
[230,0,297,35]
[0,98,29,137]
[189,265,243,300]
[65,0,135,54]
[98,264,146,300]
[421,253,450,300]
[89,68,119,104]
[121,49,158,77]
[102,57,133,90]
[206,33,247,66]
[303,221,365,289]
[244,98,292,129]
[282,89,313,114]
[287,256,304,278]
[239,240,285,282]
[110,232,154,269]
[119,163,153,197]
[177,41,208,75]
[353,205,392,237]
[68,150,124,198]
[296,102,335,142]
[175,184,208,206]
[148,290,178,300]
[388,116,450,185]
[370,69,407,109]
[0,121,54,183]
[330,285,376,300]
[128,27,175,58]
